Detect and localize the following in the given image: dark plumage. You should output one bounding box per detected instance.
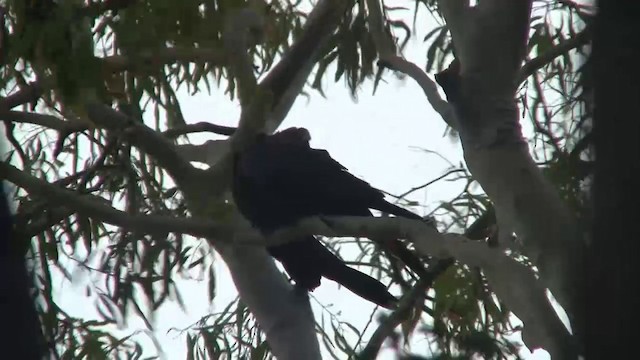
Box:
[231,127,430,308]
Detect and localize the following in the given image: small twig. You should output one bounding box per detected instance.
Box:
[530,73,563,156]
[517,27,591,84]
[395,168,467,200]
[3,121,29,167]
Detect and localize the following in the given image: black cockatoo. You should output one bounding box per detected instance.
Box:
[231,127,433,309]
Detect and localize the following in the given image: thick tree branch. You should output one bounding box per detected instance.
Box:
[0,110,86,132]
[259,0,354,132]
[215,241,321,360]
[0,156,574,357]
[437,0,471,64]
[435,0,582,356]
[176,140,230,167]
[0,82,42,110]
[196,0,356,196]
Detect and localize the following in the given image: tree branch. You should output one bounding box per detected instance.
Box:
[0,82,42,110]
[366,0,458,129]
[175,140,230,167]
[272,216,575,358]
[162,122,236,138]
[101,47,226,73]
[379,57,458,129]
[181,0,355,172]
[0,162,229,240]
[259,0,355,132]
[0,110,86,132]
[358,258,455,359]
[435,0,582,356]
[199,0,354,192]
[441,0,532,94]
[517,27,591,84]
[84,103,201,189]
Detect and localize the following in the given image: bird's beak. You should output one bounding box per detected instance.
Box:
[297,128,311,142]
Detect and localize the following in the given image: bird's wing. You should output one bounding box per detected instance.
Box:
[239,142,386,216]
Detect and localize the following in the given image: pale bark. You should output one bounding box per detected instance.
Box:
[438,0,584,355]
[359,0,581,354]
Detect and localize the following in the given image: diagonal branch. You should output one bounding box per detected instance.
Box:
[365,0,458,129]
[259,0,355,132]
[378,57,458,129]
[358,258,455,359]
[518,27,591,84]
[0,82,42,110]
[0,110,86,132]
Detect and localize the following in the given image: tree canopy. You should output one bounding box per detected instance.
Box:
[0,0,594,359]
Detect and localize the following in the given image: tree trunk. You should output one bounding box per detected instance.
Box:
[589,2,640,358]
[0,182,47,359]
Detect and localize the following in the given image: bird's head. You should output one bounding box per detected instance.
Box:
[273,127,311,146]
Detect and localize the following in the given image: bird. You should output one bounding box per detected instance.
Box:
[231,127,435,309]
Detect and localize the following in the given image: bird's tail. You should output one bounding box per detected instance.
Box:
[373,200,436,227]
[377,201,423,220]
[270,236,397,308]
[320,253,398,309]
